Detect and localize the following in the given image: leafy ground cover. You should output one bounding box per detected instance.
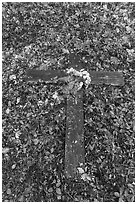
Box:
[2,2,135,202]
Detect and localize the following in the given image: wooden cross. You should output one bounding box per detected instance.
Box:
[26,52,124,179]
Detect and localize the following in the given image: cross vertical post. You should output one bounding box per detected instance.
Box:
[65,89,84,178]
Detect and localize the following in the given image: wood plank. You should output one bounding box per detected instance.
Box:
[26,69,124,86]
[89,71,124,86]
[26,69,67,82]
[65,89,84,178]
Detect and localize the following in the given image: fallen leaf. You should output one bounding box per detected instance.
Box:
[56,188,61,195]
[9,75,16,80]
[6,108,10,114]
[114,192,120,197]
[18,195,24,202]
[33,138,39,145]
[57,195,61,200]
[11,164,16,169]
[48,187,53,193]
[2,147,10,154]
[7,188,11,195]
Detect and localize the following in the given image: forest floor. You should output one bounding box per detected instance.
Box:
[2,2,135,202]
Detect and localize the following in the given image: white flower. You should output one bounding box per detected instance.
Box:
[77,167,85,174]
[67,67,75,74]
[66,68,91,89]
[74,81,83,92]
[80,70,91,87]
[81,173,92,181]
[67,68,82,77]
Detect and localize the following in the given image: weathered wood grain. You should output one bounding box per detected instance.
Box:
[26,69,124,86]
[26,69,67,82]
[90,71,124,86]
[65,89,84,178]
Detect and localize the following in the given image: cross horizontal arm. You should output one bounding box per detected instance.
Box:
[26,69,67,82]
[89,71,124,86]
[26,69,124,86]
